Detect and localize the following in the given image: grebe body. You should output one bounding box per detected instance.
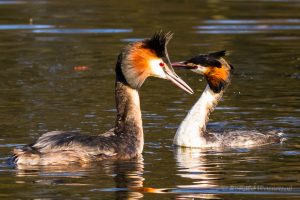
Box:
[173,51,283,148]
[12,32,193,166]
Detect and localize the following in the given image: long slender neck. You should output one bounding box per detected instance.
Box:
[173,85,223,147]
[114,64,144,153]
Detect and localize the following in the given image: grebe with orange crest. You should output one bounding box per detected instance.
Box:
[172,51,283,148]
[12,32,193,166]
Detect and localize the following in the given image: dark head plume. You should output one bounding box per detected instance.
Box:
[143,31,173,57]
[186,50,227,68]
[208,50,227,59]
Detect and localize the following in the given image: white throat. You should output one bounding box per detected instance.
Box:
[173,85,222,147]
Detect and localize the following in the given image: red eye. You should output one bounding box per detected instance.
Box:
[159,62,164,67]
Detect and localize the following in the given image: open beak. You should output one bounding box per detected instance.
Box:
[164,67,194,94]
[172,61,197,69]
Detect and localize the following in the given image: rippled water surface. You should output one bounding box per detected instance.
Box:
[0,0,299,199]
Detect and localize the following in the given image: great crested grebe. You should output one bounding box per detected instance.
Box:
[172,51,283,148]
[12,32,193,166]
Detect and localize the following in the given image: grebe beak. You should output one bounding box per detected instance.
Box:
[164,65,194,94]
[172,61,198,69]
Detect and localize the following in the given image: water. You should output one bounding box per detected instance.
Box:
[0,0,299,199]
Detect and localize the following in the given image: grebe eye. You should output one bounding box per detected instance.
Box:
[159,62,165,67]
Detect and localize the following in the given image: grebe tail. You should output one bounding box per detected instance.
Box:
[12,32,193,166]
[172,51,283,148]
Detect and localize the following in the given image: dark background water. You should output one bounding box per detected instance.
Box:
[0,0,299,199]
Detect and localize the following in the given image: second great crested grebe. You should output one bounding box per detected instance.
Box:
[172,51,283,148]
[12,32,193,166]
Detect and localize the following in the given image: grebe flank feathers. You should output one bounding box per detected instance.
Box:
[172,51,283,148]
[12,32,193,166]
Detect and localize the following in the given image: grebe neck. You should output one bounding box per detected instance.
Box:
[173,85,223,147]
[114,63,144,153]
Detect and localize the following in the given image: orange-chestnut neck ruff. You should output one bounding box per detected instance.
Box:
[204,61,232,93]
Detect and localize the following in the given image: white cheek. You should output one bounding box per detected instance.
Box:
[149,59,167,79]
[191,65,208,74]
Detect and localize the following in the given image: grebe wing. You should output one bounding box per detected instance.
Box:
[32,131,117,158]
[214,130,283,147]
[99,128,115,137]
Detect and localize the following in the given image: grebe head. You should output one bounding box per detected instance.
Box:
[172,50,233,93]
[120,31,193,94]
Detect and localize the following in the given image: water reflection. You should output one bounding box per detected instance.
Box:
[197,18,300,34]
[0,24,54,30]
[0,1,24,5]
[14,156,145,199]
[32,28,133,34]
[174,148,219,199]
[90,157,145,199]
[173,147,300,198]
[112,157,145,199]
[204,19,300,24]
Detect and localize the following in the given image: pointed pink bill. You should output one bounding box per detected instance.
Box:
[172,61,197,69]
[164,67,194,94]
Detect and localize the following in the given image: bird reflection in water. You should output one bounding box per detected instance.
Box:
[112,156,145,199]
[109,156,165,199]
[14,149,224,199]
[13,155,163,199]
[174,148,221,199]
